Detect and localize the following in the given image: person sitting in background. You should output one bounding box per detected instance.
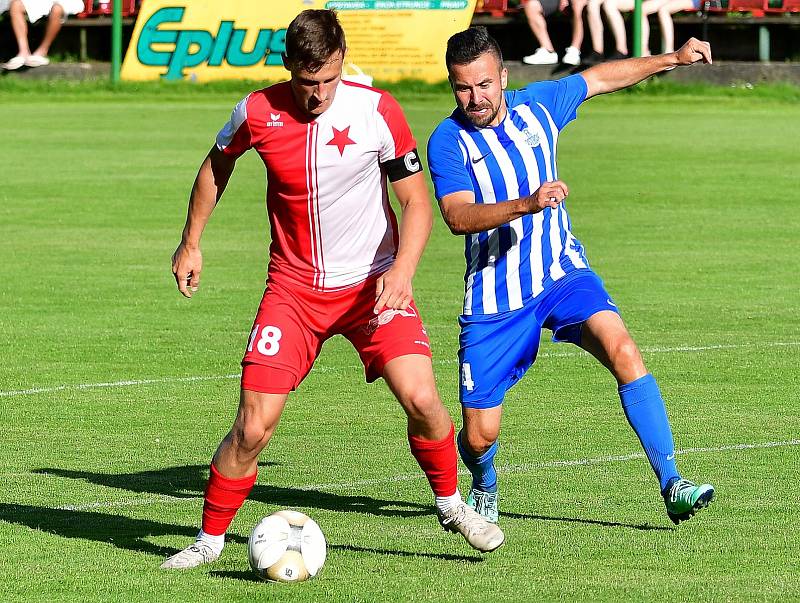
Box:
[642,0,702,55]
[521,0,586,66]
[585,0,628,63]
[1,0,85,70]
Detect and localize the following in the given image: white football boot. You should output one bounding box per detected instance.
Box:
[160,542,220,569]
[437,501,505,552]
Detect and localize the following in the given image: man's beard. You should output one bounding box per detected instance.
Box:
[463,102,500,128]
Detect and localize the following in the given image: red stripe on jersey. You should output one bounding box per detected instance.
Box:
[306,123,320,289]
[377,92,417,160]
[313,126,326,290]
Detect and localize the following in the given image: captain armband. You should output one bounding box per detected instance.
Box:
[383,149,423,182]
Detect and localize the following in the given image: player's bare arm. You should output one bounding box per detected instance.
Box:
[582,38,712,98]
[439,180,569,235]
[373,171,432,314]
[172,146,237,298]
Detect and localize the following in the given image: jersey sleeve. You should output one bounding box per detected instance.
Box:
[376,92,417,163]
[525,74,588,131]
[215,94,253,158]
[426,125,473,201]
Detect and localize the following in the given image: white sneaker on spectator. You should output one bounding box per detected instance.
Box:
[522,48,558,65]
[2,55,28,70]
[25,55,50,68]
[562,46,581,66]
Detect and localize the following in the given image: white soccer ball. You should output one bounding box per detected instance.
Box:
[248,510,327,582]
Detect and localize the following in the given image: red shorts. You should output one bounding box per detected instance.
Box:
[241,276,432,394]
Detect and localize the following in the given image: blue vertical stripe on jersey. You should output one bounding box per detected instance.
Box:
[469,185,486,315]
[528,103,557,179]
[503,111,536,303]
[539,207,555,291]
[557,204,571,273]
[506,109,534,192]
[468,129,511,312]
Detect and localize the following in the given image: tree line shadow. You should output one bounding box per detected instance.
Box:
[31,464,669,531]
[0,463,670,575]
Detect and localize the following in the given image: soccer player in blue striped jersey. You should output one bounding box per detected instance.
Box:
[427,27,715,526]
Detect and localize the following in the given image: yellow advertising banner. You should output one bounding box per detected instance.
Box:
[121,0,478,83]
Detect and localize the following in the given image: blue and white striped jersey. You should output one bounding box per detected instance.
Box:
[427,74,590,316]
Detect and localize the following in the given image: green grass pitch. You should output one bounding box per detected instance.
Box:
[0,81,798,602]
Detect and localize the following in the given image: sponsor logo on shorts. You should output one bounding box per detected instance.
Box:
[363,306,418,335]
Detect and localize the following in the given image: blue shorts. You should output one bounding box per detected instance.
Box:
[458,269,618,409]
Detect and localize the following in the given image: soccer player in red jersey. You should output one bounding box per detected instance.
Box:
[161,10,503,569]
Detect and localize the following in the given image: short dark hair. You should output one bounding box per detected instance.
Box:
[284,9,346,73]
[445,26,503,71]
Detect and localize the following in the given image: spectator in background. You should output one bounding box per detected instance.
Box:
[642,0,702,55]
[585,0,606,62]
[1,0,85,70]
[585,0,628,63]
[521,0,586,66]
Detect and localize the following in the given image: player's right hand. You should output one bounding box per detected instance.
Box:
[527,180,569,213]
[172,243,202,298]
[675,38,712,66]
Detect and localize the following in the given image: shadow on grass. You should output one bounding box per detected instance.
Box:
[503,510,671,532]
[34,464,431,519]
[0,503,481,566]
[0,503,248,558]
[30,465,670,534]
[210,544,482,582]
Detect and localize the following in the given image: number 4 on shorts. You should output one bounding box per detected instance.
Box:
[462,362,475,391]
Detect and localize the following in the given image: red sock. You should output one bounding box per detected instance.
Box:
[201,463,257,536]
[408,422,458,497]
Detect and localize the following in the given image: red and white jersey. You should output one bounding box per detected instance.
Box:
[215,80,418,291]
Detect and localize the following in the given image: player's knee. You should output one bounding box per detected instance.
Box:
[526,1,544,16]
[401,387,442,423]
[610,336,645,375]
[462,426,498,456]
[231,421,271,459]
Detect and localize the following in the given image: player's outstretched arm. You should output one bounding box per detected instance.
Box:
[373,171,432,314]
[439,180,570,235]
[172,146,237,298]
[582,38,712,99]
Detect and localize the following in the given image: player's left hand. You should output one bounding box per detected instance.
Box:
[675,38,712,66]
[374,263,414,314]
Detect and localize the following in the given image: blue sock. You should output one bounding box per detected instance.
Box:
[457,429,498,493]
[618,374,680,492]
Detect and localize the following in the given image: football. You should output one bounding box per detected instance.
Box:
[248,510,327,582]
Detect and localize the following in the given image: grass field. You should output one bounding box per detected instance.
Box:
[1,80,799,602]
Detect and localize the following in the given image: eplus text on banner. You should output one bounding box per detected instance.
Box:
[121,0,478,83]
